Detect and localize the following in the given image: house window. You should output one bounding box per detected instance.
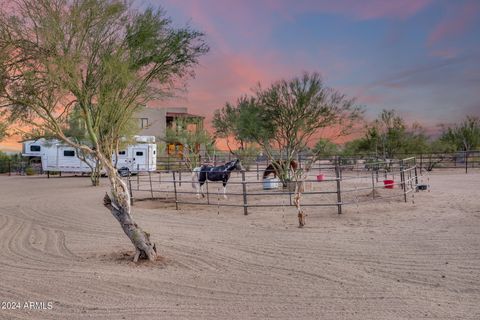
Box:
[64,150,75,157]
[30,145,41,152]
[118,151,126,155]
[136,151,143,156]
[140,118,149,129]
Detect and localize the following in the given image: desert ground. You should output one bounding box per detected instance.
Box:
[0,170,479,319]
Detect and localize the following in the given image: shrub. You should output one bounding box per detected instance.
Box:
[25,166,36,176]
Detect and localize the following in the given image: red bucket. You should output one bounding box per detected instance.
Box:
[383,179,394,189]
[316,174,325,181]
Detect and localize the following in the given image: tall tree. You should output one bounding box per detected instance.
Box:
[235,72,362,226]
[440,116,480,152]
[212,96,255,152]
[0,0,208,261]
[344,110,431,157]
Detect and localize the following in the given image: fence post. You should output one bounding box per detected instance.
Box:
[371,169,375,200]
[419,154,423,174]
[400,159,407,203]
[335,157,342,214]
[172,171,179,210]
[8,160,11,176]
[179,170,182,187]
[148,171,154,199]
[128,173,134,206]
[465,151,468,174]
[136,173,139,191]
[256,162,259,181]
[205,178,210,205]
[414,158,418,187]
[241,170,248,215]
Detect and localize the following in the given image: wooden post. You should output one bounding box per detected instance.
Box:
[148,171,154,199]
[256,162,259,181]
[8,160,11,176]
[179,170,182,187]
[241,170,248,215]
[136,173,139,191]
[335,157,342,214]
[172,171,178,210]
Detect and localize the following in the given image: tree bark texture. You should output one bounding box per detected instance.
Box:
[294,182,306,228]
[98,152,157,262]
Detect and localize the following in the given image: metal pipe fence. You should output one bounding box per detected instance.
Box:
[127,157,422,215]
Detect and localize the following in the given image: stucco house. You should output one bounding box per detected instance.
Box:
[135,107,204,156]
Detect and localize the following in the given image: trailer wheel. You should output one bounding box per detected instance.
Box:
[118,167,130,177]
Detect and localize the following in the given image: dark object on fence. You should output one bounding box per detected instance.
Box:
[416,184,428,191]
[263,160,298,180]
[383,179,394,189]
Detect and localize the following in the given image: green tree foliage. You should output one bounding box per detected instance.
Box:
[0,121,7,141]
[312,138,338,157]
[228,72,361,227]
[212,96,256,151]
[343,110,430,157]
[439,116,480,152]
[0,0,208,261]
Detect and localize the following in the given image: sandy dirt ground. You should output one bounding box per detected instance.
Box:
[0,170,479,319]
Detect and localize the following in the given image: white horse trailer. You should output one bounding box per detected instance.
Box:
[22,136,157,175]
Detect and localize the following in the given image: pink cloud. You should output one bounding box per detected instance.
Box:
[154,49,298,120]
[428,1,480,46]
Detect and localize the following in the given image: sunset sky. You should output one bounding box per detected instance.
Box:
[153,0,480,129]
[1,0,480,151]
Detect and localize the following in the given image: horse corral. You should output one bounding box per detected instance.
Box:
[127,157,422,218]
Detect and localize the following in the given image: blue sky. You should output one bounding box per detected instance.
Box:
[151,0,480,132]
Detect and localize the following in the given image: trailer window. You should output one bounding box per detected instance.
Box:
[30,145,41,152]
[64,150,75,157]
[118,151,126,155]
[136,151,143,156]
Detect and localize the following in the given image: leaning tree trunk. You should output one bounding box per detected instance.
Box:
[97,153,157,262]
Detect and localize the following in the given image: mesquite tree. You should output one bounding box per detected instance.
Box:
[237,73,362,227]
[0,0,208,261]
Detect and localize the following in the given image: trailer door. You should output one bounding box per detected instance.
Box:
[133,148,146,171]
